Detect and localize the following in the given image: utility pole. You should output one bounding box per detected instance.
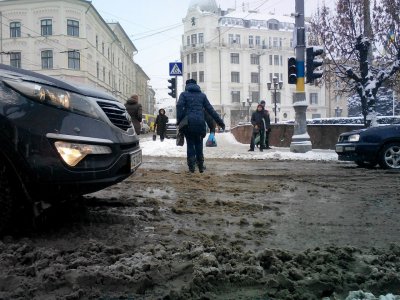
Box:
[290,0,312,153]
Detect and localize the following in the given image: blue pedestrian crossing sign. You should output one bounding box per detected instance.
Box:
[169,62,183,76]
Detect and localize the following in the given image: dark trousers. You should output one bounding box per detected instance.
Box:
[265,130,270,147]
[159,131,165,141]
[250,129,265,150]
[186,134,203,159]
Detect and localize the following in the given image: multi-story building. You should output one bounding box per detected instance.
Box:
[182,0,327,126]
[0,0,150,105]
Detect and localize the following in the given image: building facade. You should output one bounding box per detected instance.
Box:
[0,0,150,105]
[182,0,327,127]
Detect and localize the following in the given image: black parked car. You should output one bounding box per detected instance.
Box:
[165,118,177,138]
[0,64,141,231]
[335,124,400,169]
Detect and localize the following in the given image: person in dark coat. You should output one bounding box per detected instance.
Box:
[177,79,225,173]
[249,104,268,152]
[125,94,142,135]
[260,100,272,149]
[154,108,168,141]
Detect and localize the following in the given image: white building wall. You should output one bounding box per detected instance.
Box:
[0,0,139,104]
[181,5,327,127]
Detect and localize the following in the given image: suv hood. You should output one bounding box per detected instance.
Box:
[0,64,118,101]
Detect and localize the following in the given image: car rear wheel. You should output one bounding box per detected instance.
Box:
[379,143,400,169]
[0,161,13,233]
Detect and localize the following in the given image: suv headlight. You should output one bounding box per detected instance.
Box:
[348,134,360,142]
[3,79,104,120]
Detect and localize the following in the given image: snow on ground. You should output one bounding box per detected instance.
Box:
[140,132,338,161]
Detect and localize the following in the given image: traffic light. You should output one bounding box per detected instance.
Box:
[168,77,176,98]
[306,46,324,84]
[288,57,297,84]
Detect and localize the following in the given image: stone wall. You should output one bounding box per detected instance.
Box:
[230,124,365,150]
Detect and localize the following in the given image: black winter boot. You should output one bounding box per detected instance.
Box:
[197,155,205,173]
[187,157,196,173]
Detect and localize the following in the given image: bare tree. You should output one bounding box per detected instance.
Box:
[310,0,400,126]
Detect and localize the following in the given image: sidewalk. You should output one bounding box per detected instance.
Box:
[140,132,338,161]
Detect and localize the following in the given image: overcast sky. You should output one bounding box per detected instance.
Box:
[91,0,323,101]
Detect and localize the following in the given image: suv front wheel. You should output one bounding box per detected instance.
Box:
[379,143,400,169]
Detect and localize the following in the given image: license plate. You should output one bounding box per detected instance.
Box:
[336,145,343,153]
[130,150,142,171]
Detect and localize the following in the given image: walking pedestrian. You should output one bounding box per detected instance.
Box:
[154,108,169,141]
[260,100,272,149]
[125,94,142,135]
[177,79,225,173]
[248,104,268,152]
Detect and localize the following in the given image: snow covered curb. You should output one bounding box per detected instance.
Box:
[140,133,339,161]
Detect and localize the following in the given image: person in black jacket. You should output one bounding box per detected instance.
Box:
[177,79,225,173]
[260,100,272,149]
[125,94,142,135]
[154,108,168,141]
[249,104,268,152]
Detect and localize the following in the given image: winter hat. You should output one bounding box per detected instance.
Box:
[260,100,266,105]
[186,79,197,85]
[130,94,139,101]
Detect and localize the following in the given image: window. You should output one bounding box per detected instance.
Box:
[186,54,190,65]
[67,19,79,37]
[191,72,197,82]
[310,93,318,105]
[252,91,260,102]
[199,52,204,63]
[41,50,53,69]
[228,34,234,44]
[250,54,259,65]
[251,72,259,83]
[274,55,279,65]
[231,91,240,103]
[273,92,281,104]
[103,67,106,81]
[273,37,279,48]
[68,50,80,70]
[198,33,204,44]
[249,35,254,47]
[269,55,272,65]
[10,22,21,38]
[187,36,190,46]
[10,52,21,68]
[191,34,197,45]
[191,53,197,64]
[235,34,241,44]
[96,35,98,49]
[312,113,321,119]
[199,71,204,82]
[41,19,52,36]
[96,62,100,78]
[268,21,279,30]
[230,53,239,64]
[255,36,260,46]
[231,72,240,83]
[102,42,105,54]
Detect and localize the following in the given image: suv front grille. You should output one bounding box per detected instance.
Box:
[97,101,131,131]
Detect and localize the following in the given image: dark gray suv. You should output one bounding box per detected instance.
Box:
[0,64,141,231]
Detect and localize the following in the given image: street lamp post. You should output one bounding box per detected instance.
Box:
[267,77,283,123]
[247,98,253,121]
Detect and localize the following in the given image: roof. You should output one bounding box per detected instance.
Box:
[222,10,294,24]
[188,0,218,13]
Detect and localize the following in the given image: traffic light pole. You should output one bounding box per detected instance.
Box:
[290,0,312,153]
